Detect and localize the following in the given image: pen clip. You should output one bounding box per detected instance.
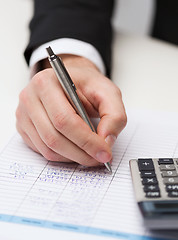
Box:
[59,57,77,91]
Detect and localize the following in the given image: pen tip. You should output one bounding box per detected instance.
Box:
[46,46,55,58]
[105,162,112,173]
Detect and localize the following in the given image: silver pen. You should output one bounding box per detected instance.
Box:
[46,46,112,172]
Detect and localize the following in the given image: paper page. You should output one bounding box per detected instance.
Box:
[0,110,178,240]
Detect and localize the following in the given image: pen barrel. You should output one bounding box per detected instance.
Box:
[49,57,96,133]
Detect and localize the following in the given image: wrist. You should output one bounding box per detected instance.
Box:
[42,54,100,73]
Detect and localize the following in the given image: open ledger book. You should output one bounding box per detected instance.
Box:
[0,110,178,240]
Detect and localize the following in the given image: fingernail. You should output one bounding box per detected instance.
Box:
[96,151,111,163]
[105,135,116,148]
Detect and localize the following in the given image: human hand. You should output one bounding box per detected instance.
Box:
[16,55,127,166]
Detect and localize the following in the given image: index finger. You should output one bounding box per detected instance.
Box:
[91,80,127,142]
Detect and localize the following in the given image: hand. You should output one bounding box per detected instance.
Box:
[16,55,127,166]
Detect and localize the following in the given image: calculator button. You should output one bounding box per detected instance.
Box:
[142,177,158,185]
[146,191,160,198]
[163,177,178,184]
[158,158,174,165]
[144,185,159,192]
[138,159,154,171]
[168,191,178,198]
[162,171,178,177]
[160,164,176,171]
[140,171,156,178]
[166,184,178,192]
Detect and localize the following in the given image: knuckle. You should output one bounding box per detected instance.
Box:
[53,113,68,131]
[32,69,52,90]
[33,72,47,89]
[80,135,92,151]
[44,134,58,149]
[19,88,29,105]
[116,87,122,97]
[56,155,71,162]
[112,86,123,100]
[43,149,66,162]
[43,149,55,161]
[122,113,127,127]
[115,112,127,128]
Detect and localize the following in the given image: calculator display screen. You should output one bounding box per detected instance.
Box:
[139,201,178,217]
[154,203,178,209]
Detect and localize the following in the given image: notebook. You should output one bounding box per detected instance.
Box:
[0,110,178,240]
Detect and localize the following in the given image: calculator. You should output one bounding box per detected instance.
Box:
[129,158,178,229]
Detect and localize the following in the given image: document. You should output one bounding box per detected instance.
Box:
[0,110,178,240]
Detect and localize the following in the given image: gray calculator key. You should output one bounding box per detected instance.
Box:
[168,191,178,197]
[146,191,160,198]
[160,165,176,171]
[162,171,178,177]
[141,171,156,178]
[158,158,174,165]
[138,159,154,171]
[163,177,178,184]
[142,177,158,185]
[144,185,159,192]
[166,184,178,191]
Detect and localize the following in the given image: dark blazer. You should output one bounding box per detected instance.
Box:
[25,0,178,76]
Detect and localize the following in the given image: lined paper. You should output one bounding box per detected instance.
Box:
[0,110,178,240]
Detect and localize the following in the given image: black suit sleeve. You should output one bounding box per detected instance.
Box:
[24,0,114,76]
[152,0,178,45]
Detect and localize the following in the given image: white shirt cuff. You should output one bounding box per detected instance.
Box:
[29,38,106,75]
